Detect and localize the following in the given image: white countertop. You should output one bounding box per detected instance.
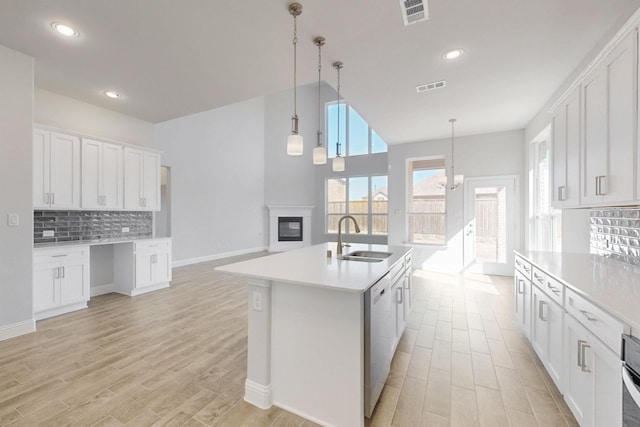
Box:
[216,242,412,293]
[34,236,171,250]
[516,250,640,334]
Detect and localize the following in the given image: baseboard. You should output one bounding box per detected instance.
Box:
[272,400,332,427]
[244,379,273,410]
[91,283,115,297]
[173,247,267,268]
[0,319,35,342]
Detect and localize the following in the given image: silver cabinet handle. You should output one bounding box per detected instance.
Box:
[595,176,608,196]
[518,279,525,295]
[61,266,65,278]
[397,287,403,304]
[578,340,591,372]
[538,300,548,321]
[533,273,544,284]
[558,186,567,201]
[54,267,60,279]
[51,193,55,205]
[547,282,561,295]
[579,310,598,322]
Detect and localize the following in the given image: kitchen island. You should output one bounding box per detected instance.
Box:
[216,242,412,427]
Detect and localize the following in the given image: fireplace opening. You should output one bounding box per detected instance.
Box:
[278,217,303,242]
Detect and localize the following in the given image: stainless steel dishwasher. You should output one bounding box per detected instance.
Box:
[364,271,392,418]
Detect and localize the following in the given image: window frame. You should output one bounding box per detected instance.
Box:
[326,174,388,236]
[406,156,447,246]
[325,100,387,158]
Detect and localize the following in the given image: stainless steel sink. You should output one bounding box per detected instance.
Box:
[347,251,392,259]
[339,251,392,262]
[339,255,384,263]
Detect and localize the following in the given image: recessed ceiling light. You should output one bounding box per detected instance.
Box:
[443,49,464,60]
[104,91,120,99]
[51,22,79,37]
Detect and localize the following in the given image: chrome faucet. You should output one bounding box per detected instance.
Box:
[337,215,361,255]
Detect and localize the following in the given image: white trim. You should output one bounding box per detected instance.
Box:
[549,8,640,113]
[0,319,36,341]
[172,247,267,268]
[273,400,336,427]
[115,282,170,297]
[34,302,88,321]
[244,379,273,409]
[91,283,115,297]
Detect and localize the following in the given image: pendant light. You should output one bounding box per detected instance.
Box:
[286,3,304,156]
[332,61,345,172]
[312,36,327,165]
[438,118,464,190]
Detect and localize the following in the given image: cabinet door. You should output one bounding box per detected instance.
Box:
[604,29,636,204]
[391,281,404,349]
[582,65,608,206]
[81,138,102,209]
[551,104,567,206]
[49,132,81,209]
[564,88,581,207]
[564,315,593,427]
[403,270,412,320]
[142,151,160,211]
[546,298,564,393]
[59,262,88,305]
[530,286,549,361]
[101,142,124,209]
[514,272,531,338]
[33,129,51,208]
[591,335,622,427]
[152,251,172,284]
[124,148,143,210]
[33,262,60,313]
[135,253,154,288]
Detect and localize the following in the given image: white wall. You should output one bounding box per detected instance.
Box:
[35,88,155,148]
[0,44,35,339]
[155,97,266,264]
[388,130,525,271]
[264,83,317,207]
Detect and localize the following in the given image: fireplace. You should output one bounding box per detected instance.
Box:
[267,205,314,252]
[278,217,303,242]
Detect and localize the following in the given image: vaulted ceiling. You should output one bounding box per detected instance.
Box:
[0,0,637,143]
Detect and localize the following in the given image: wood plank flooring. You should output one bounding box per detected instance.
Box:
[0,253,578,426]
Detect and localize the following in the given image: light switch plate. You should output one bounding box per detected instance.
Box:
[43,230,55,237]
[7,213,19,227]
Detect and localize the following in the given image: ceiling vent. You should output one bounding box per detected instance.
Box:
[416,80,446,93]
[400,0,429,26]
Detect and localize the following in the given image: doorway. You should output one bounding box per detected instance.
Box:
[463,175,519,275]
[156,166,171,238]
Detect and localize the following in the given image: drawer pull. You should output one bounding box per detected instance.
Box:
[579,310,598,322]
[547,283,561,294]
[533,273,544,283]
[517,279,525,294]
[578,340,591,372]
[538,300,548,321]
[52,254,68,258]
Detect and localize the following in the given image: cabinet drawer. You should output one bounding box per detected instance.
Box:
[515,255,532,280]
[135,239,171,253]
[565,287,625,355]
[34,246,89,265]
[531,267,564,306]
[388,259,405,284]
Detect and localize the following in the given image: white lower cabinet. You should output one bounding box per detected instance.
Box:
[114,238,172,296]
[33,245,90,320]
[531,284,564,392]
[564,314,622,427]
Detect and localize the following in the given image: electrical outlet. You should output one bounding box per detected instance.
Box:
[43,230,55,237]
[252,291,263,312]
[122,227,130,233]
[7,213,19,227]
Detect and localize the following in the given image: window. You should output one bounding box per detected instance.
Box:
[407,158,446,244]
[531,136,562,251]
[327,175,388,235]
[327,102,387,157]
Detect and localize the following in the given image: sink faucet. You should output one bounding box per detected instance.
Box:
[337,215,361,255]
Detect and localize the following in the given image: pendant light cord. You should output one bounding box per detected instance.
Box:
[317,39,322,147]
[293,14,298,119]
[336,64,341,157]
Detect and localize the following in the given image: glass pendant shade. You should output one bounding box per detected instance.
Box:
[287,133,303,156]
[313,145,327,164]
[454,174,464,187]
[332,156,345,172]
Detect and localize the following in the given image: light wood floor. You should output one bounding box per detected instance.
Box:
[0,253,578,427]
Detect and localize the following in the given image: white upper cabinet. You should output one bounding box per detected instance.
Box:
[124,147,161,211]
[81,138,124,210]
[581,29,637,206]
[33,129,81,209]
[551,86,581,207]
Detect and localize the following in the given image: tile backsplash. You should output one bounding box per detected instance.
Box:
[34,210,152,244]
[590,207,640,267]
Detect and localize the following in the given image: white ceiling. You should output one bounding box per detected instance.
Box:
[0,0,637,144]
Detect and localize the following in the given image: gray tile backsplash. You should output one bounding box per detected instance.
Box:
[590,207,640,267]
[34,210,152,244]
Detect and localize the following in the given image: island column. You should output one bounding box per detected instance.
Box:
[244,278,273,408]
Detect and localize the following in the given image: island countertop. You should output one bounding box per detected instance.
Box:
[216,242,412,293]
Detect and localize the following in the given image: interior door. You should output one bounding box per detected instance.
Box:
[463,176,519,275]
